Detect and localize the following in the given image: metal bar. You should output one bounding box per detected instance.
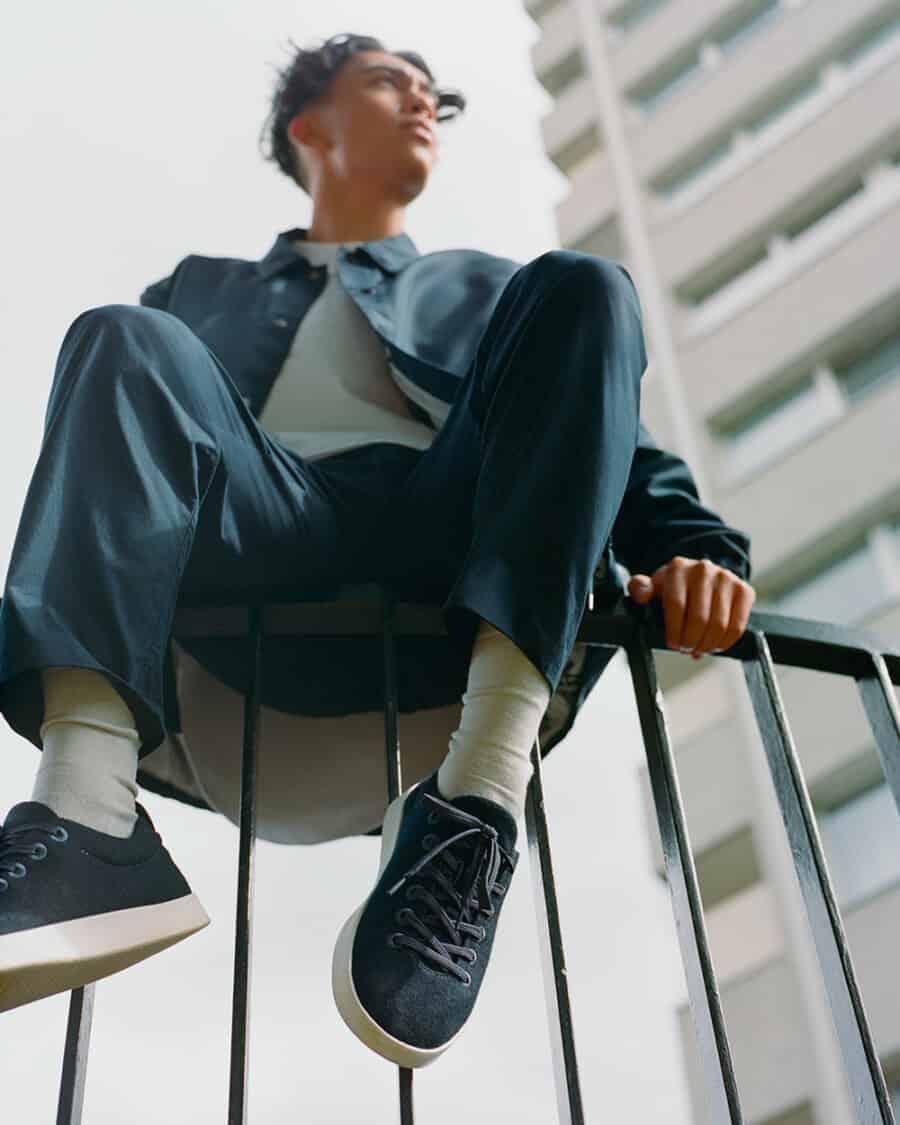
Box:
[56,982,95,1125]
[381,589,415,1125]
[855,650,900,818]
[172,598,900,682]
[524,734,586,1125]
[624,617,743,1124]
[742,629,895,1125]
[228,601,263,1125]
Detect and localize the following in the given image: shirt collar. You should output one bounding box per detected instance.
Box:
[257,226,420,280]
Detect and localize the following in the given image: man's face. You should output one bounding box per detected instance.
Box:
[289,50,440,199]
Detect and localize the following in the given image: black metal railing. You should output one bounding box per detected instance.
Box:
[18,583,900,1123]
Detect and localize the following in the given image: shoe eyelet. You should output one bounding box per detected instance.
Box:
[461,972,472,987]
[8,863,27,878]
[388,933,402,948]
[478,927,486,941]
[468,950,478,965]
[427,812,438,825]
[31,843,48,860]
[50,826,68,842]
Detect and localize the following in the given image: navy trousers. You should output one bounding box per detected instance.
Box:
[0,252,646,758]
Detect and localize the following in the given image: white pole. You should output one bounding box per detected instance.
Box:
[569,2,860,1122]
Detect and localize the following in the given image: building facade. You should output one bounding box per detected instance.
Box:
[523,0,900,1121]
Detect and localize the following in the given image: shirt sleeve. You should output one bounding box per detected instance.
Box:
[611,421,753,582]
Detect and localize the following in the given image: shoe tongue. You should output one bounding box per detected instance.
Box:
[2,801,61,832]
[442,792,518,855]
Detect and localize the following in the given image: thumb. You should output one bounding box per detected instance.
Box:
[630,574,654,599]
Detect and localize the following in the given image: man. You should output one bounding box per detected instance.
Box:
[0,32,754,1067]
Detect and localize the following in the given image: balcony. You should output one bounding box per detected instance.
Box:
[610,0,762,98]
[628,0,894,186]
[539,74,602,175]
[676,194,900,420]
[530,0,583,97]
[554,147,618,247]
[721,374,900,575]
[651,56,900,289]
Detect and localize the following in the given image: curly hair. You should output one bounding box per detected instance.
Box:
[258,31,467,195]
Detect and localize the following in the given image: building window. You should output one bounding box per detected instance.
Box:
[833,324,900,403]
[817,781,900,911]
[837,7,900,69]
[630,48,704,114]
[714,303,900,483]
[675,242,768,306]
[771,538,890,627]
[540,47,586,99]
[717,376,839,483]
[715,0,781,57]
[628,0,786,116]
[607,0,670,34]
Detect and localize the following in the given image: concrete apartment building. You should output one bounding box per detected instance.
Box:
[523,0,900,1121]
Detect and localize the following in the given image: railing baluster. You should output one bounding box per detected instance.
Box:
[743,628,895,1125]
[228,601,263,1125]
[27,588,898,1120]
[57,981,94,1124]
[856,650,900,818]
[625,616,743,1124]
[524,734,586,1124]
[381,589,415,1125]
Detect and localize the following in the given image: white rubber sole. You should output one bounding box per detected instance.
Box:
[0,892,210,1014]
[331,781,467,1068]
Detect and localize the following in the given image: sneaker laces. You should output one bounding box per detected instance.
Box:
[0,820,65,891]
[386,793,515,982]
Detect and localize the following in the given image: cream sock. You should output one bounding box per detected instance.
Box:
[437,619,551,822]
[32,667,141,838]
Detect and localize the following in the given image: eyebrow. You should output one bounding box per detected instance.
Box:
[357,63,438,100]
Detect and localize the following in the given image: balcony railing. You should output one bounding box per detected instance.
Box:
[8,582,899,1124]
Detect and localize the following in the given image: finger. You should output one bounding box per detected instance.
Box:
[691,571,734,654]
[662,561,689,651]
[719,582,756,651]
[679,561,717,653]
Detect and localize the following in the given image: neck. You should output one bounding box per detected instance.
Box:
[304,191,407,244]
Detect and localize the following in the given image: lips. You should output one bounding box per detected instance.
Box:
[404,122,434,144]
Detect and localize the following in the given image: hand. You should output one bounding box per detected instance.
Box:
[627,556,756,661]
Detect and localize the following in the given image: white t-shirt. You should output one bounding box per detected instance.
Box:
[139,238,463,844]
[257,237,440,460]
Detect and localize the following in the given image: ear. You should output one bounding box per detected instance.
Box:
[287,112,314,150]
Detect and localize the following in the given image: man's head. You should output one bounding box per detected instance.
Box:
[259,32,465,203]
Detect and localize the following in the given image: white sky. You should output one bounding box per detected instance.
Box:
[0,2,697,1121]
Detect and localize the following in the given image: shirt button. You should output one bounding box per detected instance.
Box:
[273,317,289,328]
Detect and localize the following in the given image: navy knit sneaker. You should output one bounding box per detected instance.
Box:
[0,800,210,1014]
[332,768,519,1067]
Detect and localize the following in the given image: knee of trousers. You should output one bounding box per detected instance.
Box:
[51,303,219,409]
[526,250,643,324]
[514,251,648,376]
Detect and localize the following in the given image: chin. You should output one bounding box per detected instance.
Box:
[395,170,431,203]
